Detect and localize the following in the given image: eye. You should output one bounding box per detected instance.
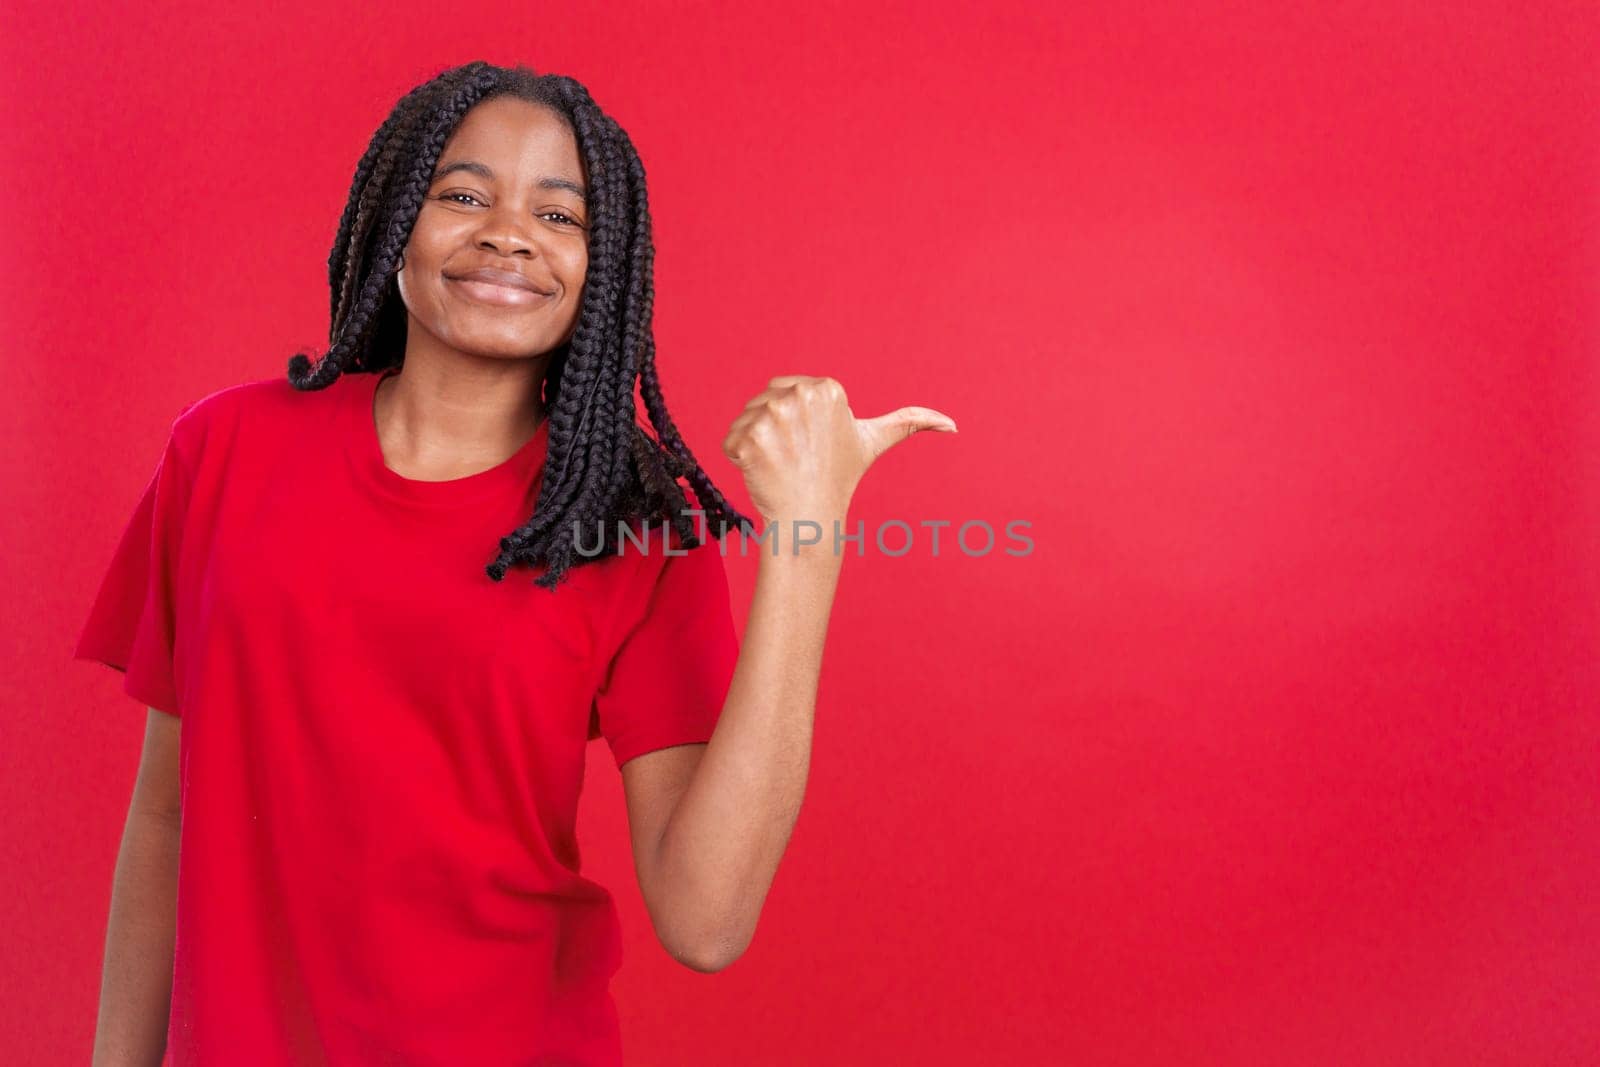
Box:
[435,193,582,229]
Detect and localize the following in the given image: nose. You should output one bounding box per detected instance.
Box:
[472,199,541,258]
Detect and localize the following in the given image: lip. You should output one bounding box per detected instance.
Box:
[447,277,554,307]
[444,269,556,309]
[445,267,556,294]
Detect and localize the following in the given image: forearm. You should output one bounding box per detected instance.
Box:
[654,533,843,966]
[93,808,180,1067]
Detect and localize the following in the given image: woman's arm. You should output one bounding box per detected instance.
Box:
[650,534,842,970]
[649,375,955,970]
[92,709,181,1067]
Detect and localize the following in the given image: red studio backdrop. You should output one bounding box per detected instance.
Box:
[4,3,1596,1064]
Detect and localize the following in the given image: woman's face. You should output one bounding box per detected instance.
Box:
[396,96,590,361]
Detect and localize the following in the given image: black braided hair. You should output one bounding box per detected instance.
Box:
[287,61,755,589]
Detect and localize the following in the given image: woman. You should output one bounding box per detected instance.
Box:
[75,61,954,1066]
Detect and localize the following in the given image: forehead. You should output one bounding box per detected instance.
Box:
[438,97,582,176]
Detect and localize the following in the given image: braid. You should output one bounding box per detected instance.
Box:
[327,85,431,334]
[288,61,752,588]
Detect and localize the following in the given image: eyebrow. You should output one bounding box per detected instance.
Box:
[430,159,587,202]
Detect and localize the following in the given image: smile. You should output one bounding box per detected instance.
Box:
[445,277,554,307]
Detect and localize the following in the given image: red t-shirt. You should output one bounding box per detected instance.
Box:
[73,369,740,1066]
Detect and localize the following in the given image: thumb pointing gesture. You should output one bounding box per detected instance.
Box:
[723,375,958,524]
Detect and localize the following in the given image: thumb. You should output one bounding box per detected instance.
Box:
[856,406,958,459]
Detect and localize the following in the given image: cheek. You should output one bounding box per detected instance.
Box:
[394,232,453,315]
[565,250,589,294]
[394,263,431,318]
[564,257,588,316]
[404,229,444,274]
[400,214,459,276]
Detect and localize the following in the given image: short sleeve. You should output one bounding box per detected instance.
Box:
[591,535,740,770]
[73,426,192,717]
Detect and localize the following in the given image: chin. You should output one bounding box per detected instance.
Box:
[456,339,563,361]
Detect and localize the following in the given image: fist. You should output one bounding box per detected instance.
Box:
[721,374,957,523]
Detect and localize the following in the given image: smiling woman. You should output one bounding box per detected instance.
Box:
[76,61,758,1067]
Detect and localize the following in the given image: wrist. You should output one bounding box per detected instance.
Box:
[750,513,850,561]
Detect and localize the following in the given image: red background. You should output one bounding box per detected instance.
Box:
[5,2,1597,1063]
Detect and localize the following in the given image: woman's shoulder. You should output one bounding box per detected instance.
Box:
[172,373,313,427]
[169,371,343,447]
